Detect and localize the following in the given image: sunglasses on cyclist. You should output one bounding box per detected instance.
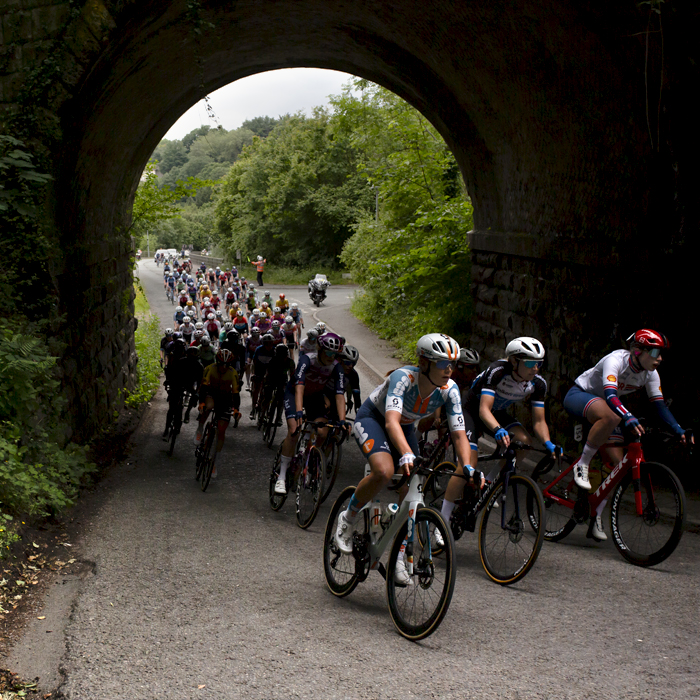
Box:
[521,359,544,369]
[645,348,663,358]
[322,349,337,358]
[434,360,456,371]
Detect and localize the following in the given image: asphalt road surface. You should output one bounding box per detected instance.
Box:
[9,261,700,699]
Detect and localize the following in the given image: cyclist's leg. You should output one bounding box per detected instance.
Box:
[442,412,480,519]
[195,395,214,443]
[564,385,621,489]
[275,390,302,493]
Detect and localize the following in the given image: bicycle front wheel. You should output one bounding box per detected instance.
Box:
[423,461,457,509]
[320,439,342,505]
[296,446,324,528]
[534,465,577,542]
[479,474,545,585]
[200,425,216,492]
[610,461,686,567]
[386,507,456,641]
[323,486,365,598]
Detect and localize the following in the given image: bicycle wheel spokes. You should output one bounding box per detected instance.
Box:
[296,446,324,529]
[386,508,455,641]
[610,462,685,567]
[200,425,216,492]
[479,475,545,585]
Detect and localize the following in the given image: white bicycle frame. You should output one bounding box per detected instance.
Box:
[358,463,430,576]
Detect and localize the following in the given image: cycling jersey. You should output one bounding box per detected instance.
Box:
[233,318,249,335]
[575,349,662,401]
[368,366,465,433]
[289,352,344,396]
[467,360,546,413]
[245,336,263,361]
[199,364,240,400]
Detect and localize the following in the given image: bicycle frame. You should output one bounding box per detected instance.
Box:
[543,441,645,516]
[357,469,428,577]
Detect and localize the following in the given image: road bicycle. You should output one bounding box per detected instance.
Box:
[194,404,238,491]
[532,427,689,567]
[260,382,285,447]
[163,388,192,456]
[166,286,175,304]
[269,419,345,528]
[423,439,546,585]
[319,423,348,504]
[323,459,455,641]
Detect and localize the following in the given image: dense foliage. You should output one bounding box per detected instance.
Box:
[214,109,372,268]
[333,80,473,356]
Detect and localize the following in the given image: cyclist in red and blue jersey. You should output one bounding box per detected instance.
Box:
[563,328,692,540]
[275,332,348,495]
[334,334,472,583]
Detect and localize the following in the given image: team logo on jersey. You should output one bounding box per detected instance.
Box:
[361,439,375,454]
[607,375,617,382]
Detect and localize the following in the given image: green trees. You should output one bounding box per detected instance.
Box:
[214,109,372,268]
[333,80,473,356]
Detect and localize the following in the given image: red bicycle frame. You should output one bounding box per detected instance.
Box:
[543,441,646,516]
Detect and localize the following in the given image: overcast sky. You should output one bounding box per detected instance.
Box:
[164,68,356,140]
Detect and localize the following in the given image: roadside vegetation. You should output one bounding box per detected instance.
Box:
[141,78,473,355]
[125,284,162,410]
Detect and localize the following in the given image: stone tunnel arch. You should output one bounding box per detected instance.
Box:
[2,0,697,438]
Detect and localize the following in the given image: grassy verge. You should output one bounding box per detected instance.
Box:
[125,284,162,409]
[253,266,350,286]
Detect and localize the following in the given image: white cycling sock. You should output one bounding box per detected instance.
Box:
[278,455,292,481]
[441,499,456,522]
[580,440,598,466]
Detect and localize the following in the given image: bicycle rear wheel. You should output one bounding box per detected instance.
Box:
[610,461,685,567]
[386,507,456,641]
[269,444,287,511]
[266,399,280,448]
[533,465,577,542]
[323,486,366,597]
[320,438,342,505]
[479,474,545,585]
[296,446,324,529]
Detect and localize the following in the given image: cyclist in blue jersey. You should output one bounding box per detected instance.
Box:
[334,334,473,581]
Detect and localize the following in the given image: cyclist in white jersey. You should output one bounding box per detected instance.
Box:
[563,329,692,540]
[334,334,473,582]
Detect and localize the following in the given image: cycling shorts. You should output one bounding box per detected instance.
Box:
[462,408,522,451]
[283,390,335,422]
[563,385,623,443]
[353,402,419,463]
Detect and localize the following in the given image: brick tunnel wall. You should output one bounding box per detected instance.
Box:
[1,0,698,442]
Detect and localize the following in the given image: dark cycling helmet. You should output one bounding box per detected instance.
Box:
[173,338,187,351]
[626,329,670,349]
[262,333,275,344]
[216,348,233,365]
[172,331,182,340]
[457,347,480,366]
[339,344,359,364]
[317,332,343,353]
[186,344,199,356]
[275,344,289,357]
[227,330,240,343]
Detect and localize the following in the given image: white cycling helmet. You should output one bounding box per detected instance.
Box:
[505,337,545,361]
[175,306,183,312]
[207,313,215,320]
[315,322,326,332]
[458,347,480,365]
[271,320,280,329]
[182,316,192,324]
[340,344,359,363]
[291,303,298,309]
[195,322,204,330]
[274,306,280,313]
[416,334,460,362]
[236,309,244,317]
[165,328,173,336]
[259,311,268,319]
[285,315,294,324]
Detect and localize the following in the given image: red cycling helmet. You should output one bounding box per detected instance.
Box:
[626,329,670,349]
[216,348,233,365]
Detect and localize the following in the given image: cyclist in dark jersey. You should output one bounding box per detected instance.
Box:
[439,337,558,526]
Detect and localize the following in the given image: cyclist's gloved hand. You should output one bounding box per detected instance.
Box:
[398,453,415,473]
[295,410,304,421]
[494,427,508,443]
[624,414,640,430]
[544,440,559,455]
[198,402,206,412]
